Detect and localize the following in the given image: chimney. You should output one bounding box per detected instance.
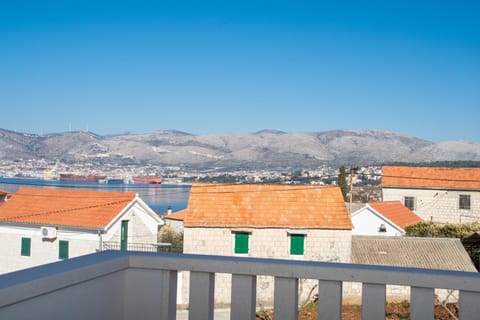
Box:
[167,206,173,215]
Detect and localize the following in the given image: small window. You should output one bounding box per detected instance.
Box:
[234,233,249,254]
[459,195,471,210]
[404,196,415,210]
[290,234,305,255]
[21,237,31,256]
[59,240,69,260]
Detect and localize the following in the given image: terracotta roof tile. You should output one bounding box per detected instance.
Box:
[163,211,185,221]
[0,187,136,229]
[368,201,422,229]
[183,184,352,229]
[382,166,480,190]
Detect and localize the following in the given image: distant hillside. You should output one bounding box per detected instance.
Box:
[1,128,480,170]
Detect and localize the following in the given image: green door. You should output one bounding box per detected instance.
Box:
[120,220,129,250]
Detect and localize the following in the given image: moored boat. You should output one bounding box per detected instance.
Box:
[59,173,107,183]
[133,176,162,184]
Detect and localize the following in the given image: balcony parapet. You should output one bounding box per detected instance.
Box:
[1,250,480,319]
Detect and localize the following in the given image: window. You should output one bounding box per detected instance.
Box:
[459,195,471,210]
[234,233,249,254]
[290,234,305,255]
[59,240,69,260]
[21,237,31,256]
[404,196,415,210]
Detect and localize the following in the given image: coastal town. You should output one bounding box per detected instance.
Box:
[2,1,480,318]
[0,158,382,185]
[1,163,480,319]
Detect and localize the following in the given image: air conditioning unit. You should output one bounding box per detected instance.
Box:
[41,226,57,239]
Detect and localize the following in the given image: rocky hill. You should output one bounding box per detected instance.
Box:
[1,128,479,170]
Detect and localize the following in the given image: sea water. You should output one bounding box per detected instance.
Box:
[0,177,191,215]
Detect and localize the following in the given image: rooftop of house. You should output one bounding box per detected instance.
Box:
[367,201,423,229]
[352,235,477,272]
[183,184,352,229]
[0,187,137,229]
[382,166,480,190]
[162,210,185,221]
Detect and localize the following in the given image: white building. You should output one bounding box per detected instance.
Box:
[181,183,352,306]
[351,201,422,236]
[382,166,480,223]
[0,187,163,274]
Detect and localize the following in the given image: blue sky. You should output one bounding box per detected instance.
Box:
[1,1,479,142]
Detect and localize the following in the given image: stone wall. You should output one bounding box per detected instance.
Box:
[182,227,352,305]
[383,188,480,223]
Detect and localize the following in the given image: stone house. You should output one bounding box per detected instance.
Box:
[382,166,480,223]
[351,201,422,236]
[181,183,352,305]
[0,187,163,274]
[162,210,185,234]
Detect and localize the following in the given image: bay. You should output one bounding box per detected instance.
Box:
[0,178,191,215]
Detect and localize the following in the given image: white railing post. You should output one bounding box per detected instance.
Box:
[274,277,299,320]
[188,271,215,320]
[231,274,256,320]
[459,290,480,320]
[362,283,386,319]
[410,287,434,320]
[318,280,342,320]
[159,270,178,320]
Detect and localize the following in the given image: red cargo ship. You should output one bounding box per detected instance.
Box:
[133,177,162,184]
[59,173,107,182]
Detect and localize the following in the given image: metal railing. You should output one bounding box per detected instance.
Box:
[102,241,173,252]
[1,250,480,320]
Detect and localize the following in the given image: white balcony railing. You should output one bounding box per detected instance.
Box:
[1,250,480,320]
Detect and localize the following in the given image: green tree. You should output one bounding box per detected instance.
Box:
[337,165,348,201]
[159,225,183,253]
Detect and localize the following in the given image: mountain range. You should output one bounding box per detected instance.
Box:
[1,128,479,170]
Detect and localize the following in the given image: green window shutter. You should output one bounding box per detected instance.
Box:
[234,233,249,254]
[21,237,31,256]
[59,240,69,260]
[290,234,305,255]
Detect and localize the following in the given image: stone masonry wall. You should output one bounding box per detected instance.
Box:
[182,227,352,306]
[383,188,480,223]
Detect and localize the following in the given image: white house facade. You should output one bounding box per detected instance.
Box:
[0,187,163,274]
[351,201,422,236]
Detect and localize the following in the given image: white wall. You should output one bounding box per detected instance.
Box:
[351,207,403,236]
[383,188,480,223]
[0,227,100,274]
[0,202,161,275]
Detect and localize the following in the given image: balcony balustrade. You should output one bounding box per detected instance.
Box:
[1,250,480,320]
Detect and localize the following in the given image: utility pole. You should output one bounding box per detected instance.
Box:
[349,167,358,215]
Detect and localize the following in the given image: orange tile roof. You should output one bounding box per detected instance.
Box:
[183,184,352,229]
[163,211,185,221]
[0,187,136,229]
[368,201,422,229]
[382,166,480,190]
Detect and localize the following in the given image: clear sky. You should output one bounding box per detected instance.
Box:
[1,1,479,142]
